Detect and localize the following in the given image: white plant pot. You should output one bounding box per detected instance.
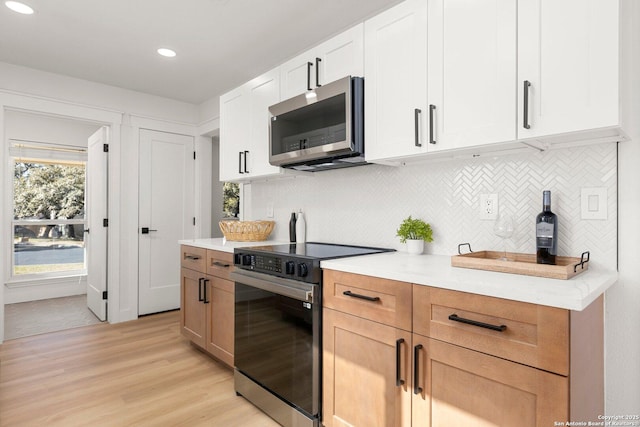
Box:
[406,239,424,255]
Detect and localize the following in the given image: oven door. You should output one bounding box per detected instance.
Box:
[231,269,321,423]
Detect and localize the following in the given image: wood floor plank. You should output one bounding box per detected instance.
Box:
[0,311,279,427]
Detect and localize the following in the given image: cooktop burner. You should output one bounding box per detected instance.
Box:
[245,242,393,260]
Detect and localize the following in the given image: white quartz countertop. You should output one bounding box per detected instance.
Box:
[320,252,618,311]
[179,238,288,253]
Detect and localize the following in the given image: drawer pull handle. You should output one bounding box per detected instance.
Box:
[203,279,210,304]
[448,314,507,332]
[185,255,201,261]
[396,338,405,387]
[212,261,230,268]
[198,278,204,302]
[413,344,424,395]
[343,290,380,302]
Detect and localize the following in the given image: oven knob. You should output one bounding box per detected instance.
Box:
[241,254,253,266]
[285,261,296,275]
[297,263,308,277]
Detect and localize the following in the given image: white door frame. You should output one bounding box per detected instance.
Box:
[0,91,122,344]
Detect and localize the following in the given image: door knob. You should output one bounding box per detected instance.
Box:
[141,227,158,234]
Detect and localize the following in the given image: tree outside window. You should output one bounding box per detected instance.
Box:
[13,160,87,277]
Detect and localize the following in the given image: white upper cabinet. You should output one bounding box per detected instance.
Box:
[219,68,281,182]
[427,0,517,152]
[517,0,619,139]
[280,24,364,100]
[364,0,428,162]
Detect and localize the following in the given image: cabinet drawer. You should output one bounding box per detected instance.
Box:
[206,250,234,280]
[323,270,412,331]
[180,245,206,272]
[413,285,569,375]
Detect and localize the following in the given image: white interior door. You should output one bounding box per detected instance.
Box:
[138,129,195,315]
[86,126,109,321]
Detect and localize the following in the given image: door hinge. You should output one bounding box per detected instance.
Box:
[102,291,108,300]
[103,218,108,227]
[193,151,196,160]
[103,143,109,153]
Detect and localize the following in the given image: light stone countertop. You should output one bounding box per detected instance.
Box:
[321,252,617,311]
[179,237,289,253]
[179,239,617,311]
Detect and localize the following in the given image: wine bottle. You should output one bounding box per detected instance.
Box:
[289,212,296,243]
[536,190,558,265]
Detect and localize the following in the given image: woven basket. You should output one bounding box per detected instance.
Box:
[219,220,275,241]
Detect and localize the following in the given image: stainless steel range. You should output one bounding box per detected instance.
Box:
[230,242,393,427]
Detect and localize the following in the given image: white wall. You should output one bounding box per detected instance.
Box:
[5,110,102,147]
[606,0,640,415]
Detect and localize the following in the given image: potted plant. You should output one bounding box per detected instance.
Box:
[396,216,433,255]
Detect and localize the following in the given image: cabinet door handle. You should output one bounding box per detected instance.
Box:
[315,57,322,87]
[448,314,507,332]
[396,338,405,386]
[198,278,204,302]
[414,108,422,147]
[307,61,313,91]
[238,151,244,174]
[429,104,436,144]
[523,80,531,129]
[243,150,249,173]
[413,344,424,395]
[342,290,380,302]
[203,279,210,304]
[185,254,201,261]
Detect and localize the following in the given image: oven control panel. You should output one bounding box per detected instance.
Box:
[234,252,319,283]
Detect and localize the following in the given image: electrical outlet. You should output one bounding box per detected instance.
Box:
[479,194,499,220]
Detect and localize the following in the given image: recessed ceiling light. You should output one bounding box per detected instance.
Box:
[5,1,34,14]
[157,48,176,58]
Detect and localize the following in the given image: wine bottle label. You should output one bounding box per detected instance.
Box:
[536,222,555,248]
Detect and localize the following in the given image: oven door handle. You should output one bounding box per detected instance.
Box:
[230,270,315,303]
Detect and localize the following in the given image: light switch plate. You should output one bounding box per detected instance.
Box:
[581,187,607,220]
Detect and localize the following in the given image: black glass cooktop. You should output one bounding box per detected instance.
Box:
[246,242,394,260]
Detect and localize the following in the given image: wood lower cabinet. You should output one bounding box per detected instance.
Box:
[180,245,234,367]
[323,309,411,427]
[411,336,567,427]
[322,269,604,427]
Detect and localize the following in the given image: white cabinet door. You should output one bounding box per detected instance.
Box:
[280,24,364,100]
[364,0,428,163]
[219,86,248,182]
[245,69,281,177]
[316,23,364,88]
[518,0,619,138]
[427,0,517,152]
[279,50,314,101]
[219,68,282,182]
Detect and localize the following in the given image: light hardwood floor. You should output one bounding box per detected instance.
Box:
[0,310,279,426]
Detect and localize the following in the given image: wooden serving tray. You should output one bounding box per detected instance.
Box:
[451,249,590,280]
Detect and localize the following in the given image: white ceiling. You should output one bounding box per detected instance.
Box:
[0,0,400,105]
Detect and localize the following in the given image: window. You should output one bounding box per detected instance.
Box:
[11,142,87,278]
[223,182,239,218]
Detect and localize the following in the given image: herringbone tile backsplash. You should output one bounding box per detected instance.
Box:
[250,143,617,269]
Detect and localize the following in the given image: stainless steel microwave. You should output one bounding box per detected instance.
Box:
[268,76,365,172]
